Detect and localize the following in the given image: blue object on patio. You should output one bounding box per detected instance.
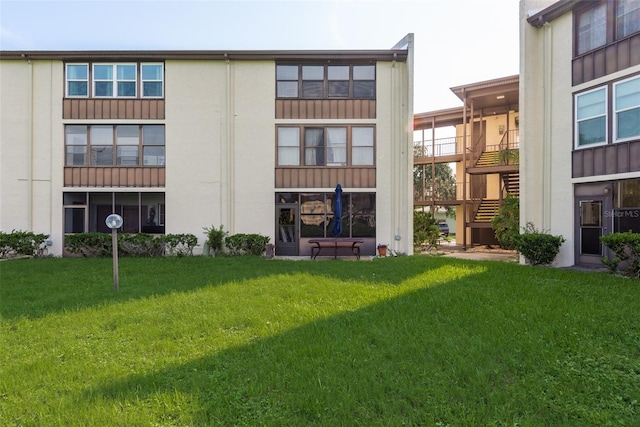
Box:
[331,184,343,237]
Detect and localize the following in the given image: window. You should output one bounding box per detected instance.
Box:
[65,62,164,98]
[575,87,607,147]
[575,0,640,56]
[277,127,300,165]
[276,64,375,99]
[65,125,165,167]
[617,0,640,38]
[141,64,164,97]
[66,64,88,97]
[614,75,640,141]
[576,3,607,55]
[278,126,375,166]
[287,192,375,238]
[352,127,374,165]
[93,64,136,97]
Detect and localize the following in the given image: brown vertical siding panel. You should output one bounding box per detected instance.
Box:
[283,101,291,119]
[299,100,307,118]
[150,168,158,187]
[630,140,640,172]
[126,100,134,119]
[631,34,640,66]
[134,168,143,186]
[583,149,594,176]
[274,169,282,187]
[605,145,618,174]
[63,100,71,119]
[134,100,142,119]
[142,168,150,186]
[82,99,88,119]
[93,100,102,119]
[142,101,150,119]
[87,168,95,186]
[79,168,87,186]
[354,101,362,119]
[159,100,165,119]
[108,100,117,118]
[369,169,376,187]
[309,100,322,119]
[616,143,628,173]
[322,100,330,118]
[159,168,166,186]
[605,45,617,75]
[572,58,584,86]
[337,100,346,118]
[593,49,606,80]
[593,147,605,175]
[345,168,353,188]
[583,54,594,82]
[64,168,71,186]
[617,39,630,70]
[308,169,317,187]
[571,151,584,178]
[72,168,81,186]
[71,100,79,119]
[284,169,292,188]
[117,100,125,119]
[96,168,104,187]
[370,100,376,119]
[125,169,133,187]
[290,100,298,119]
[320,169,329,188]
[346,100,354,119]
[103,168,111,186]
[328,100,336,119]
[275,100,283,119]
[86,99,96,119]
[150,100,158,119]
[111,168,119,186]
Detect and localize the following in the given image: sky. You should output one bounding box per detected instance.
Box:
[0,0,521,114]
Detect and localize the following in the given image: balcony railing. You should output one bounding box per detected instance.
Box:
[414,136,466,158]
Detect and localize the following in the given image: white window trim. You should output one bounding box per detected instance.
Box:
[613,74,640,143]
[141,63,164,98]
[65,63,89,98]
[92,63,137,98]
[574,86,608,149]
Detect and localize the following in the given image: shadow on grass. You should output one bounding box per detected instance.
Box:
[1,255,473,320]
[83,273,499,425]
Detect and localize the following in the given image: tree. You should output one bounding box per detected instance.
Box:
[413,163,456,217]
[491,194,519,249]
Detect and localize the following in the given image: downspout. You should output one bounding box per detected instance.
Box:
[225,54,235,233]
[542,24,553,230]
[391,53,398,253]
[23,54,34,230]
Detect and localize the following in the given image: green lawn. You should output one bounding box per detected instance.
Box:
[1,256,638,426]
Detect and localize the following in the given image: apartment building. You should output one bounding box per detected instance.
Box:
[414,75,520,248]
[521,0,640,267]
[0,35,414,257]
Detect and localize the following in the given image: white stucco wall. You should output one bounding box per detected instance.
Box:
[520,0,574,266]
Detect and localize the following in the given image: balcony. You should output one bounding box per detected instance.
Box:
[414,136,465,165]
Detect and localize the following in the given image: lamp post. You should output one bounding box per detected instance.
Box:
[105,214,123,291]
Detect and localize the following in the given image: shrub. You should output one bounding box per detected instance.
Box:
[600,231,640,277]
[225,233,270,256]
[413,210,440,250]
[491,194,520,249]
[203,225,227,255]
[0,230,49,258]
[512,222,565,266]
[161,233,198,257]
[64,233,196,257]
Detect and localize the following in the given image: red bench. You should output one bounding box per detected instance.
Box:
[309,238,364,260]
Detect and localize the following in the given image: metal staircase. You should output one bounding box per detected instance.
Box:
[473,199,500,222]
[475,151,500,167]
[502,173,520,198]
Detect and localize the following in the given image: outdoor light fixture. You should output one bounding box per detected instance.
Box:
[105,214,123,291]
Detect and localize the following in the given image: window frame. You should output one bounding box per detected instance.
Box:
[65,124,165,167]
[65,62,165,99]
[277,125,375,167]
[65,64,89,98]
[574,85,608,149]
[574,0,640,57]
[613,74,640,143]
[276,63,376,100]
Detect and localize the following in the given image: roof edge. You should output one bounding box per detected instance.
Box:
[0,49,408,62]
[526,0,580,28]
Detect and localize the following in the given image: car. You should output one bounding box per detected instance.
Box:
[438,222,449,237]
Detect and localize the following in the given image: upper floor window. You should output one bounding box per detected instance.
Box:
[65,124,165,166]
[574,74,640,148]
[65,62,164,98]
[575,0,640,56]
[614,75,640,142]
[277,125,375,166]
[575,87,607,147]
[276,64,375,99]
